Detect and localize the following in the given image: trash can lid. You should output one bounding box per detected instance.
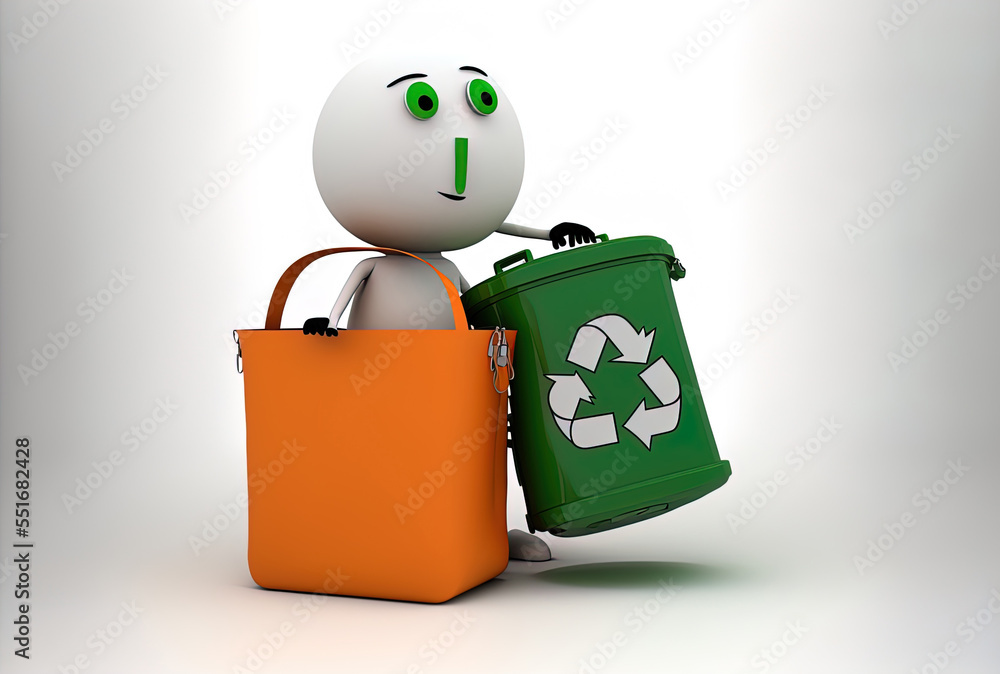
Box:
[463,235,681,314]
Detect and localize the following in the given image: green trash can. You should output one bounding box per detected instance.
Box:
[462,235,731,537]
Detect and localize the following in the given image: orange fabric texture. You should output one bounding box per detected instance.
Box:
[236,248,513,603]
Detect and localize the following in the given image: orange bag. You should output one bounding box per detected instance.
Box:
[234,247,514,603]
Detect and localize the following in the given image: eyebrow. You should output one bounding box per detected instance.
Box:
[386,73,427,88]
[459,65,488,77]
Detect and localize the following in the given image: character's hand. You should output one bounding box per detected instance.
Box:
[550,222,598,249]
[303,317,338,337]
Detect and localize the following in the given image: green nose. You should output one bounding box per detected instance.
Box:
[455,137,468,195]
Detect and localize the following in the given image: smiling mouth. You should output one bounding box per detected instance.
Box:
[438,191,466,201]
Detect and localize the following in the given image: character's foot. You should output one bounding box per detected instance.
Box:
[508,529,552,561]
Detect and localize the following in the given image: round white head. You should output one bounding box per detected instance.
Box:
[313,56,525,252]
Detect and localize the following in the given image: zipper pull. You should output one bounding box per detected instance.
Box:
[489,327,513,393]
[496,343,509,368]
[498,328,513,381]
[488,327,501,372]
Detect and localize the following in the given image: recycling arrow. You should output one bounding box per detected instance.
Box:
[624,356,683,449]
[546,373,618,448]
[545,314,682,451]
[624,400,681,449]
[545,373,592,419]
[640,357,680,406]
[567,315,654,372]
[554,413,619,449]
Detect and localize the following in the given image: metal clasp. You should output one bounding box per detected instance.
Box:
[488,327,514,393]
[233,330,243,374]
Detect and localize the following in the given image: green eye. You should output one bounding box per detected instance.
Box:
[404,81,438,120]
[467,78,498,115]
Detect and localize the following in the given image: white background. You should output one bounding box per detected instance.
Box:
[1,0,998,672]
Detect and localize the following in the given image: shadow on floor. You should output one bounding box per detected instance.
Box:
[532,560,755,588]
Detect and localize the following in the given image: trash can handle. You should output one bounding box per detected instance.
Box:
[493,249,534,275]
[493,233,611,275]
[264,247,468,331]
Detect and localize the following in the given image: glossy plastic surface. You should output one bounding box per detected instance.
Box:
[464,236,730,536]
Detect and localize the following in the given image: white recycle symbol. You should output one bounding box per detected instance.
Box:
[545,314,681,450]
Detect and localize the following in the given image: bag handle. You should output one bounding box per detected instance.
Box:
[264,247,468,331]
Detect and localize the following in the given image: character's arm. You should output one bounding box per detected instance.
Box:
[303,257,377,337]
[459,271,470,294]
[497,222,550,240]
[497,221,598,249]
